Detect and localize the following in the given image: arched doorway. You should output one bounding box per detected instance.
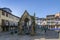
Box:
[23,18,30,34]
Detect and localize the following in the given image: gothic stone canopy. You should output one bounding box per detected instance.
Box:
[19,10,35,25]
[18,10,35,34]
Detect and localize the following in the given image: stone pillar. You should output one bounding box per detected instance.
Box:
[30,24,35,35]
[31,26,35,35]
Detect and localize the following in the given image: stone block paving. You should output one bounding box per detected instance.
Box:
[0,31,59,40]
[0,35,59,40]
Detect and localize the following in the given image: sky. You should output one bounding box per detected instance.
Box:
[0,0,60,18]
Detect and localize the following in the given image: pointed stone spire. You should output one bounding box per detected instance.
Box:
[34,12,36,20]
[34,12,36,18]
[24,10,28,14]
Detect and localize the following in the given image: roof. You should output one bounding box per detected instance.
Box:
[46,15,55,17]
[11,14,20,18]
[39,18,46,20]
[0,7,20,19]
[0,7,12,13]
[19,10,36,21]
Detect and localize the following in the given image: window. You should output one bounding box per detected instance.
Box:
[2,11,5,16]
[2,19,5,25]
[5,20,9,26]
[6,13,8,17]
[9,14,12,18]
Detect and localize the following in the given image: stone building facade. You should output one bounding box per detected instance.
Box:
[0,7,19,32]
[39,12,60,30]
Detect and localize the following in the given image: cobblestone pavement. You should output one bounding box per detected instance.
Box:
[0,34,59,40]
[0,31,59,40]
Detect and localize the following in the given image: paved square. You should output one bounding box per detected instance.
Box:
[0,30,59,40]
